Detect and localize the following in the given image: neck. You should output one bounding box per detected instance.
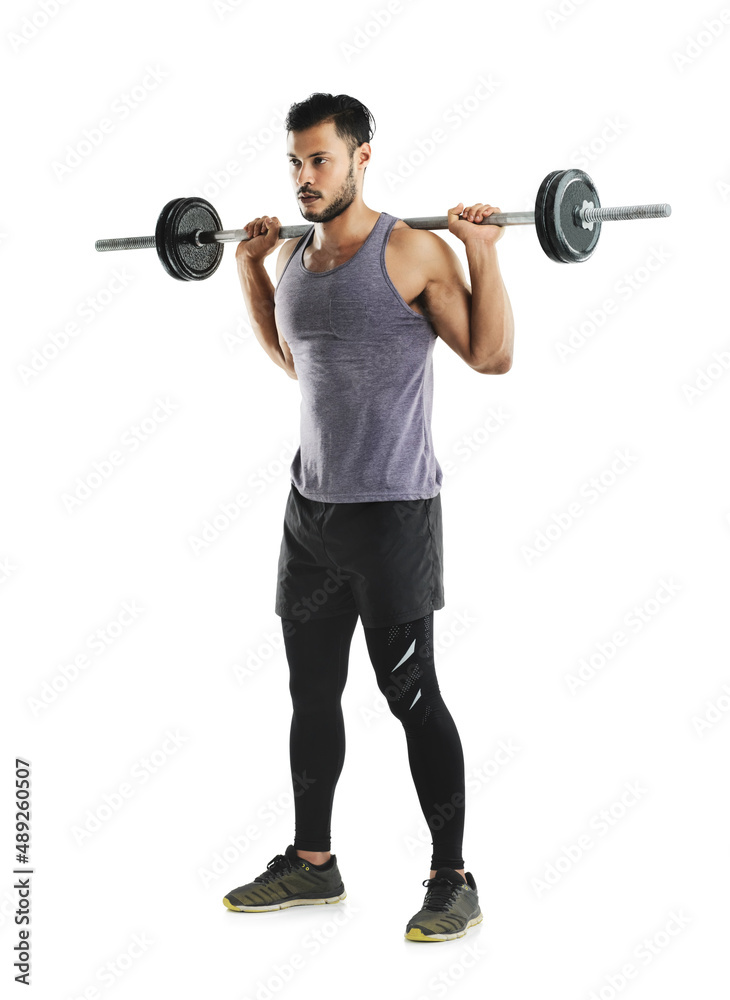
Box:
[310,200,380,252]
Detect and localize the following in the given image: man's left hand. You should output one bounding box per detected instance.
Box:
[447,202,504,245]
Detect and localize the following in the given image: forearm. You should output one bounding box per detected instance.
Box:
[236,256,288,371]
[464,241,514,373]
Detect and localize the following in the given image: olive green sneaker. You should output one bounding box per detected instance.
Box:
[405,868,483,941]
[223,844,347,912]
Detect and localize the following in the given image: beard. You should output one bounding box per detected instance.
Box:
[299,160,358,223]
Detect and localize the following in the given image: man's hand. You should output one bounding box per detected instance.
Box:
[235,215,282,263]
[447,202,505,246]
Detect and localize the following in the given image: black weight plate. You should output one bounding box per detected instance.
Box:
[169,197,224,280]
[550,169,601,263]
[155,198,187,279]
[535,170,565,263]
[157,197,224,281]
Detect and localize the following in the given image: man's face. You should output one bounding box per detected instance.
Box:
[287,122,365,223]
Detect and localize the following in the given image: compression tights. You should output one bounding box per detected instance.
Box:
[282,610,465,870]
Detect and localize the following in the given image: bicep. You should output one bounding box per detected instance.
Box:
[420,237,476,369]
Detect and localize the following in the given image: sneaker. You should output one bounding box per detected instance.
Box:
[405,867,483,941]
[222,844,347,912]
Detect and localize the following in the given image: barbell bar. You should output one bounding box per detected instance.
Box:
[94,168,671,280]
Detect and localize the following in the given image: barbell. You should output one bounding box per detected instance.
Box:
[94,168,671,281]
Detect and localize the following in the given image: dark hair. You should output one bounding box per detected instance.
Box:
[285,93,376,158]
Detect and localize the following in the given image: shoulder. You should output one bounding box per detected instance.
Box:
[390,218,452,251]
[388,219,460,277]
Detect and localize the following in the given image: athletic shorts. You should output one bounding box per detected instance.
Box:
[274,483,445,628]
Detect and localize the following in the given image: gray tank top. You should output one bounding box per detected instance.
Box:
[273,211,443,502]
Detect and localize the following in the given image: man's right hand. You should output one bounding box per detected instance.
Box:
[235,216,282,263]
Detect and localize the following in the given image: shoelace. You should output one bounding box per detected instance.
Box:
[255,853,295,884]
[421,875,460,910]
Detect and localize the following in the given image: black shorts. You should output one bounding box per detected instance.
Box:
[274,484,445,628]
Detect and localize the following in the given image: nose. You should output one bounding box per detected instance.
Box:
[294,164,315,189]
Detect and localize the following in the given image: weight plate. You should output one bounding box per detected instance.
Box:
[535,170,565,263]
[553,169,601,263]
[155,198,186,279]
[537,169,601,264]
[155,197,224,281]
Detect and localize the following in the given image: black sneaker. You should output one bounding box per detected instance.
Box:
[223,844,347,912]
[405,868,483,941]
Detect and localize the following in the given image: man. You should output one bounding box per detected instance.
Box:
[223,93,514,942]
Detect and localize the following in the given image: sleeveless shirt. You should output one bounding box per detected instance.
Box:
[273,210,443,502]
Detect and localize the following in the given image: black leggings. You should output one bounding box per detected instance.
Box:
[282,610,465,870]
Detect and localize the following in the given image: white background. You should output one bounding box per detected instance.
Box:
[3,0,729,997]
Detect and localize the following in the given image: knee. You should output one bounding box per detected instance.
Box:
[289,678,342,716]
[379,670,443,726]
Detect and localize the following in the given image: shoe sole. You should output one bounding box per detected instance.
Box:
[223,891,347,912]
[405,910,483,942]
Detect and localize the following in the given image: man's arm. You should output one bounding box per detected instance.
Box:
[273,240,298,378]
[235,218,298,380]
[416,227,514,375]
